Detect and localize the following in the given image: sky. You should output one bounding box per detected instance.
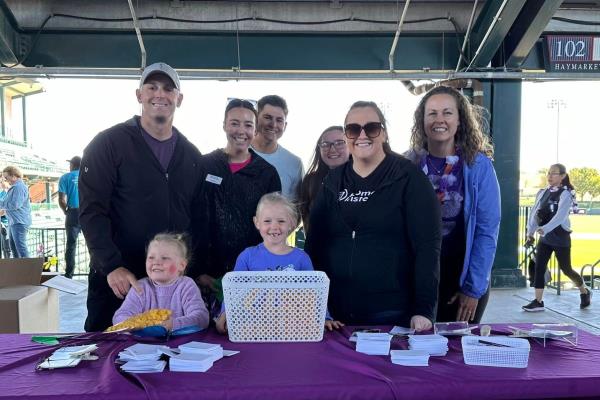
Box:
[7,78,600,174]
[520,81,600,173]
[19,79,420,171]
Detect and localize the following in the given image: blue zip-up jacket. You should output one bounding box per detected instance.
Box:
[461,153,501,298]
[0,179,32,226]
[407,151,500,299]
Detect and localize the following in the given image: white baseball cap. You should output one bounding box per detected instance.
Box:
[139,62,180,90]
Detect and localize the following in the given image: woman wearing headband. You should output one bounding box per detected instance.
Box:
[305,101,441,331]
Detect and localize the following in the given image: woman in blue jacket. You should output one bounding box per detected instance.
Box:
[0,166,32,258]
[407,86,501,323]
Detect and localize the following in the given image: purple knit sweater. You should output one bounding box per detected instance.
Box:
[112,276,209,330]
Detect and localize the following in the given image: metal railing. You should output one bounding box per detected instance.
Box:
[580,259,600,290]
[25,227,89,277]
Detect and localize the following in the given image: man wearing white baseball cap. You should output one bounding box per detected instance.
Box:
[139,62,181,91]
[79,62,206,331]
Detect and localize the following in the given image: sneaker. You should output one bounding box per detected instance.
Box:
[522,299,545,312]
[580,288,592,309]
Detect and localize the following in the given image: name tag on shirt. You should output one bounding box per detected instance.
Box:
[206,174,223,185]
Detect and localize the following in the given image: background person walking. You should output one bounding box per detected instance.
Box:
[523,163,591,312]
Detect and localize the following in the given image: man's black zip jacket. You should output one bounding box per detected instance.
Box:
[305,153,441,326]
[197,148,281,279]
[79,116,206,331]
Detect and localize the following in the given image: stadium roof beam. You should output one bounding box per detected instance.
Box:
[503,0,564,69]
[0,1,19,66]
[465,0,527,70]
[0,0,595,75]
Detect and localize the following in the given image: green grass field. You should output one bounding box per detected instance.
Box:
[568,215,600,267]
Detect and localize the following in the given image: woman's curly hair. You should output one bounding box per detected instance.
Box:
[410,85,493,165]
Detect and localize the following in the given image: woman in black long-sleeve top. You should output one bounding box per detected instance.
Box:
[305,101,442,331]
[195,99,281,310]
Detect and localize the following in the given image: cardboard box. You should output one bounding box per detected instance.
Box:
[0,258,59,333]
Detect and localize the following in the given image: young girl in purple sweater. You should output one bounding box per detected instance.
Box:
[113,233,209,331]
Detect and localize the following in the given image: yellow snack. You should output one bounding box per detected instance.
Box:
[105,309,172,332]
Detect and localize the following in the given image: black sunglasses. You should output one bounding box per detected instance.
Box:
[344,122,384,139]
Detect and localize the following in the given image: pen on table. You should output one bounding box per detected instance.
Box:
[478,339,513,348]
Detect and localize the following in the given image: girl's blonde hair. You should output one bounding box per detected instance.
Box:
[256,192,299,232]
[147,232,190,273]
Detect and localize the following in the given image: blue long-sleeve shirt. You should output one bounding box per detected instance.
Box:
[0,179,32,226]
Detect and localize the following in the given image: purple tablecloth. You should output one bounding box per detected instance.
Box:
[1,325,600,400]
[0,332,144,400]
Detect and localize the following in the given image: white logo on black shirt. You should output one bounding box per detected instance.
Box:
[338,189,374,202]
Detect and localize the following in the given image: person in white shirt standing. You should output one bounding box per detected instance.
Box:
[251,95,304,203]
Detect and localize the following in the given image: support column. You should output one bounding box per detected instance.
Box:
[22,97,27,143]
[0,87,4,137]
[488,79,527,288]
[45,181,51,203]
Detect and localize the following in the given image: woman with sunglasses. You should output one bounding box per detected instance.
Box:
[195,99,281,311]
[305,101,441,331]
[406,86,500,323]
[300,126,349,233]
[522,164,591,312]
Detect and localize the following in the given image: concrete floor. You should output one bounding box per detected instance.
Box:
[59,279,600,335]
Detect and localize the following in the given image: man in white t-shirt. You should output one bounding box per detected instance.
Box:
[251,95,304,202]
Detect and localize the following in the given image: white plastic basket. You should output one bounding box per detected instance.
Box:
[462,336,531,368]
[222,271,330,342]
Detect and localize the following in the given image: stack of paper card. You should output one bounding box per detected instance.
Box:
[390,350,430,366]
[178,341,224,362]
[118,343,164,362]
[355,332,392,355]
[117,342,236,373]
[408,334,449,356]
[118,343,166,373]
[121,360,167,373]
[169,352,214,372]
